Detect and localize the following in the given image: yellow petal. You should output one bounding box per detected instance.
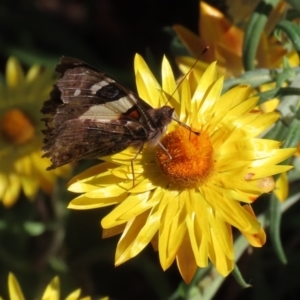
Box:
[101,190,163,227]
[8,273,25,300]
[161,55,179,105]
[0,173,8,201]
[65,289,81,300]
[20,176,38,199]
[178,77,191,122]
[241,205,266,247]
[224,97,259,120]
[274,172,288,202]
[176,56,211,80]
[250,148,297,167]
[134,54,162,107]
[68,194,126,210]
[176,232,198,284]
[102,224,126,238]
[68,162,117,189]
[6,57,25,88]
[103,192,151,226]
[217,84,252,112]
[115,211,149,265]
[158,191,186,270]
[41,277,59,300]
[3,174,21,207]
[203,185,261,234]
[247,165,293,179]
[191,62,218,109]
[186,211,209,268]
[198,77,223,117]
[209,224,234,276]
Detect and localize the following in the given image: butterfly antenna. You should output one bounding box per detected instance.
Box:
[165,46,209,106]
[167,47,209,136]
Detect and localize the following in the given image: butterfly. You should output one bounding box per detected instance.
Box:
[41,56,175,170]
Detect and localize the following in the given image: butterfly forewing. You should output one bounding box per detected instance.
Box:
[41,57,174,169]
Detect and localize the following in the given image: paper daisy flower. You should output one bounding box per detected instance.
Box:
[6,273,94,300]
[68,54,295,283]
[0,57,70,207]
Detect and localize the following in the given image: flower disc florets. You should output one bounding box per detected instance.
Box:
[156,127,214,188]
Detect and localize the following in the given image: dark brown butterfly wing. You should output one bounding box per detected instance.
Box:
[41,57,174,169]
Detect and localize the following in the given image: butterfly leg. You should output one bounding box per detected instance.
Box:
[158,142,172,160]
[130,143,144,188]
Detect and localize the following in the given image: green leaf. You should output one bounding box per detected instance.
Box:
[269,193,288,264]
[232,265,252,288]
[287,0,300,11]
[275,60,296,87]
[280,118,300,148]
[264,117,300,148]
[222,66,300,93]
[23,221,46,236]
[257,87,300,105]
[276,20,300,60]
[243,0,281,70]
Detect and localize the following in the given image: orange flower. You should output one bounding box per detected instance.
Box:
[174,2,297,78]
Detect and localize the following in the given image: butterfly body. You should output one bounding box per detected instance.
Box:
[41,57,174,169]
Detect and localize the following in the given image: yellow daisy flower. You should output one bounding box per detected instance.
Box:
[0,57,70,207]
[5,273,93,300]
[68,55,295,283]
[173,1,298,78]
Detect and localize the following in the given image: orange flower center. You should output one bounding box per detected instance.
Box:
[156,126,214,188]
[0,109,35,145]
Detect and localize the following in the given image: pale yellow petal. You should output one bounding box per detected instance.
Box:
[68,193,127,210]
